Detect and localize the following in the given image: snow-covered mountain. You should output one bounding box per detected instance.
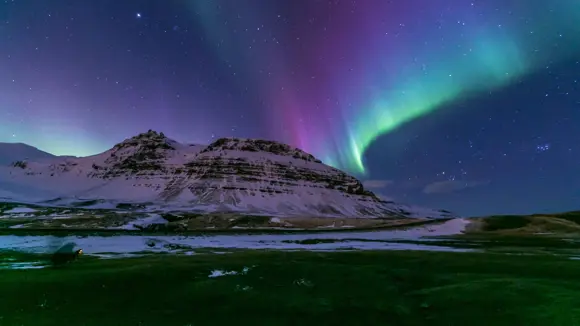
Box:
[0,130,456,219]
[0,142,57,166]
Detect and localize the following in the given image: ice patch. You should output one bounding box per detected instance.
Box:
[0,261,46,269]
[5,207,37,213]
[91,253,145,259]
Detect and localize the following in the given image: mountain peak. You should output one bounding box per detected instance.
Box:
[113,130,176,151]
[90,130,183,176]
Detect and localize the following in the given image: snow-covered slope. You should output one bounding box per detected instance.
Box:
[0,130,456,219]
[0,143,57,166]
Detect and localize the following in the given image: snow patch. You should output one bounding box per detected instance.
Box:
[112,214,168,230]
[0,218,473,256]
[209,266,251,278]
[5,207,37,213]
[209,270,238,278]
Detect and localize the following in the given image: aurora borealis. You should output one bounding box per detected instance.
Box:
[191,0,580,174]
[2,0,580,215]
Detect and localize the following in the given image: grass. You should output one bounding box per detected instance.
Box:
[0,202,21,212]
[471,211,580,235]
[479,215,530,231]
[0,219,30,228]
[553,211,580,224]
[407,234,580,249]
[1,250,580,325]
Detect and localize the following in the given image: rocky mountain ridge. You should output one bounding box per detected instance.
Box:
[1,130,455,219]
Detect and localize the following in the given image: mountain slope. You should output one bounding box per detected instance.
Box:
[0,143,57,166]
[0,130,456,219]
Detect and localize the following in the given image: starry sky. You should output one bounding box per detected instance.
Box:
[1,0,580,216]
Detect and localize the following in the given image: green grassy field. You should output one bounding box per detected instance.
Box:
[1,250,580,325]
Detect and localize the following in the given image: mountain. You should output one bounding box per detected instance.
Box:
[0,130,456,219]
[0,142,57,166]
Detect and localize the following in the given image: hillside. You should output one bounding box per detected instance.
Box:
[0,130,456,221]
[465,211,580,235]
[0,142,56,166]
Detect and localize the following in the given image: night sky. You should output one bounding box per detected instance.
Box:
[1,0,580,216]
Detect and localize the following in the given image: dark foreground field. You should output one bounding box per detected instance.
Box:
[2,250,580,326]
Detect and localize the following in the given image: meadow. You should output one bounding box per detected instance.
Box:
[1,247,580,326]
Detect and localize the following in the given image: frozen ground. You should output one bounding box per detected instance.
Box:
[0,218,473,255]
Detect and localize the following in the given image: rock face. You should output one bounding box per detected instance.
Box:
[0,130,456,219]
[161,137,389,216]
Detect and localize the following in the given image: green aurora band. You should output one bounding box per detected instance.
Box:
[340,1,580,174]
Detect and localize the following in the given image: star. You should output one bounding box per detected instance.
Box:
[136,13,141,18]
[536,143,551,152]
